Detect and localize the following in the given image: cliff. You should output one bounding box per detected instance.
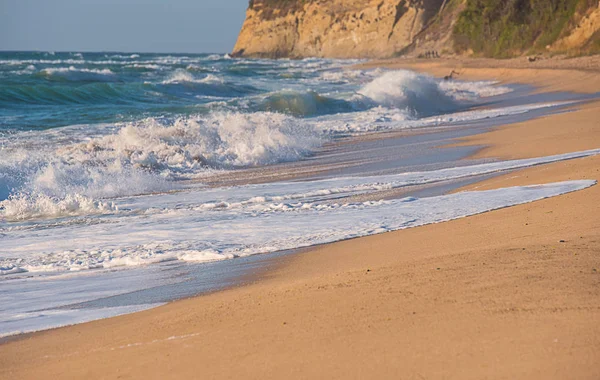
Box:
[232,0,600,59]
[232,0,447,59]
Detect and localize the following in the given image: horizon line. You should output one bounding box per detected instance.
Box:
[0,49,231,55]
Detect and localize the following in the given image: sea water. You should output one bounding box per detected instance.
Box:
[0,52,597,337]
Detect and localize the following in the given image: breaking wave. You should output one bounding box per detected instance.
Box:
[74,112,322,172]
[0,193,117,221]
[40,67,118,82]
[357,70,459,116]
[258,90,357,117]
[255,70,511,118]
[0,159,168,220]
[159,69,259,97]
[0,112,324,220]
[161,70,223,85]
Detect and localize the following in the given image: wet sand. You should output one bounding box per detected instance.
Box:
[1,59,599,380]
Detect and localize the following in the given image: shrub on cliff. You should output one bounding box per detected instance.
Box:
[453,0,598,57]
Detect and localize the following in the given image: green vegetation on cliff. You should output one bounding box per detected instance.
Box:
[453,0,598,57]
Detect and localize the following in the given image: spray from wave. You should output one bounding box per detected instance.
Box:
[0,112,324,220]
[76,112,322,172]
[357,70,459,116]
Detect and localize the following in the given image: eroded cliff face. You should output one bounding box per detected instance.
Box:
[551,4,600,54]
[232,0,446,59]
[233,0,600,59]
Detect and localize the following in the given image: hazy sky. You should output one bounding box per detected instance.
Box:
[0,0,249,53]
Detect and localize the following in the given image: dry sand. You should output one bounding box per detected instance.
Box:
[1,58,599,380]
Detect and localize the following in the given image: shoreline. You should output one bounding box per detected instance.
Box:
[1,59,599,379]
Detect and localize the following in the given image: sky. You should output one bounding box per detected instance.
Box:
[0,0,249,53]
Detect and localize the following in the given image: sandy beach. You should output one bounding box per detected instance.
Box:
[1,58,599,379]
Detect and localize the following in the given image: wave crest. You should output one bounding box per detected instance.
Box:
[259,90,356,117]
[40,66,117,82]
[358,70,458,116]
[81,112,322,172]
[162,69,223,85]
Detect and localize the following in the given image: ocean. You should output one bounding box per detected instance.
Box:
[0,51,597,337]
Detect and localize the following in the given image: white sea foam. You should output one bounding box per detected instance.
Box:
[0,193,117,221]
[107,54,140,59]
[162,69,199,84]
[8,177,589,337]
[126,63,163,70]
[1,149,599,273]
[200,74,225,84]
[0,148,171,221]
[41,66,117,82]
[162,69,223,84]
[206,54,222,61]
[319,69,511,103]
[440,80,512,100]
[117,148,600,216]
[2,173,163,222]
[0,176,595,274]
[0,266,27,275]
[252,70,525,132]
[357,70,459,116]
[311,100,568,135]
[319,68,382,83]
[0,58,143,66]
[72,112,321,172]
[10,65,37,75]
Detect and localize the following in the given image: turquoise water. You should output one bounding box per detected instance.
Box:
[0,51,363,132]
[1,51,524,204]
